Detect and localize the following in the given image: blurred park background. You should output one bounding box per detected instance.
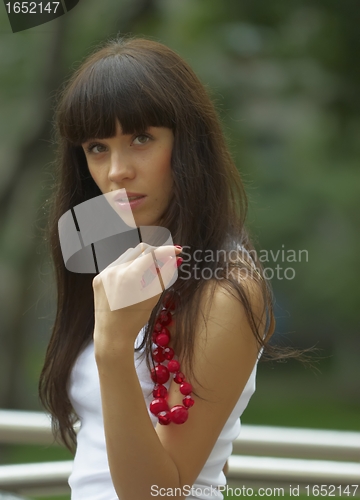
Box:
[0,0,359,498]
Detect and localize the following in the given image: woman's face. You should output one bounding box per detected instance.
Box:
[82,121,174,227]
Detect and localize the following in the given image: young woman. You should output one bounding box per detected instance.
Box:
[39,37,275,500]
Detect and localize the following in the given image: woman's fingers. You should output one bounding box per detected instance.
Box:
[154,251,179,291]
[106,242,148,268]
[106,242,180,270]
[98,245,181,311]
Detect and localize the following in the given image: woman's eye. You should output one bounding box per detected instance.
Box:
[86,143,106,154]
[133,135,150,145]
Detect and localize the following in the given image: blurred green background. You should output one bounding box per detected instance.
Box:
[0,0,359,499]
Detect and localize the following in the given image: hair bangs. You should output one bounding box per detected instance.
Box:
[58,54,176,145]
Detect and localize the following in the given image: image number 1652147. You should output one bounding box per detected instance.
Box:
[4,0,78,33]
[5,1,60,14]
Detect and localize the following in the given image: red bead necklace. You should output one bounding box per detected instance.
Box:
[150,293,195,425]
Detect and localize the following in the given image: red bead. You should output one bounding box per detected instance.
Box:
[150,398,169,415]
[155,328,171,347]
[154,333,170,347]
[154,321,163,332]
[180,382,192,395]
[163,347,174,360]
[174,372,185,384]
[163,295,176,311]
[152,384,168,399]
[152,347,165,363]
[158,411,171,425]
[170,405,188,424]
[167,360,180,373]
[158,310,173,326]
[151,365,170,384]
[183,396,195,408]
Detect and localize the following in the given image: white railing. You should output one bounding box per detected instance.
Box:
[232,424,360,461]
[0,410,359,497]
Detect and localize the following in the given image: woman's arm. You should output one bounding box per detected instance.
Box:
[152,281,262,492]
[95,277,264,500]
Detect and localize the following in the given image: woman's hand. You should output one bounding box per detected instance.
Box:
[92,243,182,354]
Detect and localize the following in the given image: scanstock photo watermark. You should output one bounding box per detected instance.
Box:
[3,0,80,32]
[150,484,359,497]
[179,245,308,281]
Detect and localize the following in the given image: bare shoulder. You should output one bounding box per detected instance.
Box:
[195,277,266,352]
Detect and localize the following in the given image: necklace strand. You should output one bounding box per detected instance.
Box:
[149,292,195,425]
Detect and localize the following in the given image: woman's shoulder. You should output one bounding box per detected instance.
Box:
[187,251,266,363]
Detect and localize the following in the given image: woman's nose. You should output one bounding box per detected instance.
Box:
[108,151,135,183]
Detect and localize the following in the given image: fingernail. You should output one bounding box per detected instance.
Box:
[174,245,182,250]
[176,257,183,268]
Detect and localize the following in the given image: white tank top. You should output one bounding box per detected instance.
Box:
[67,327,259,500]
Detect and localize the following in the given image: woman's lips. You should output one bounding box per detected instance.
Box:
[115,195,146,211]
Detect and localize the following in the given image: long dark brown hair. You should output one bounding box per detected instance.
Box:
[39,36,277,453]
